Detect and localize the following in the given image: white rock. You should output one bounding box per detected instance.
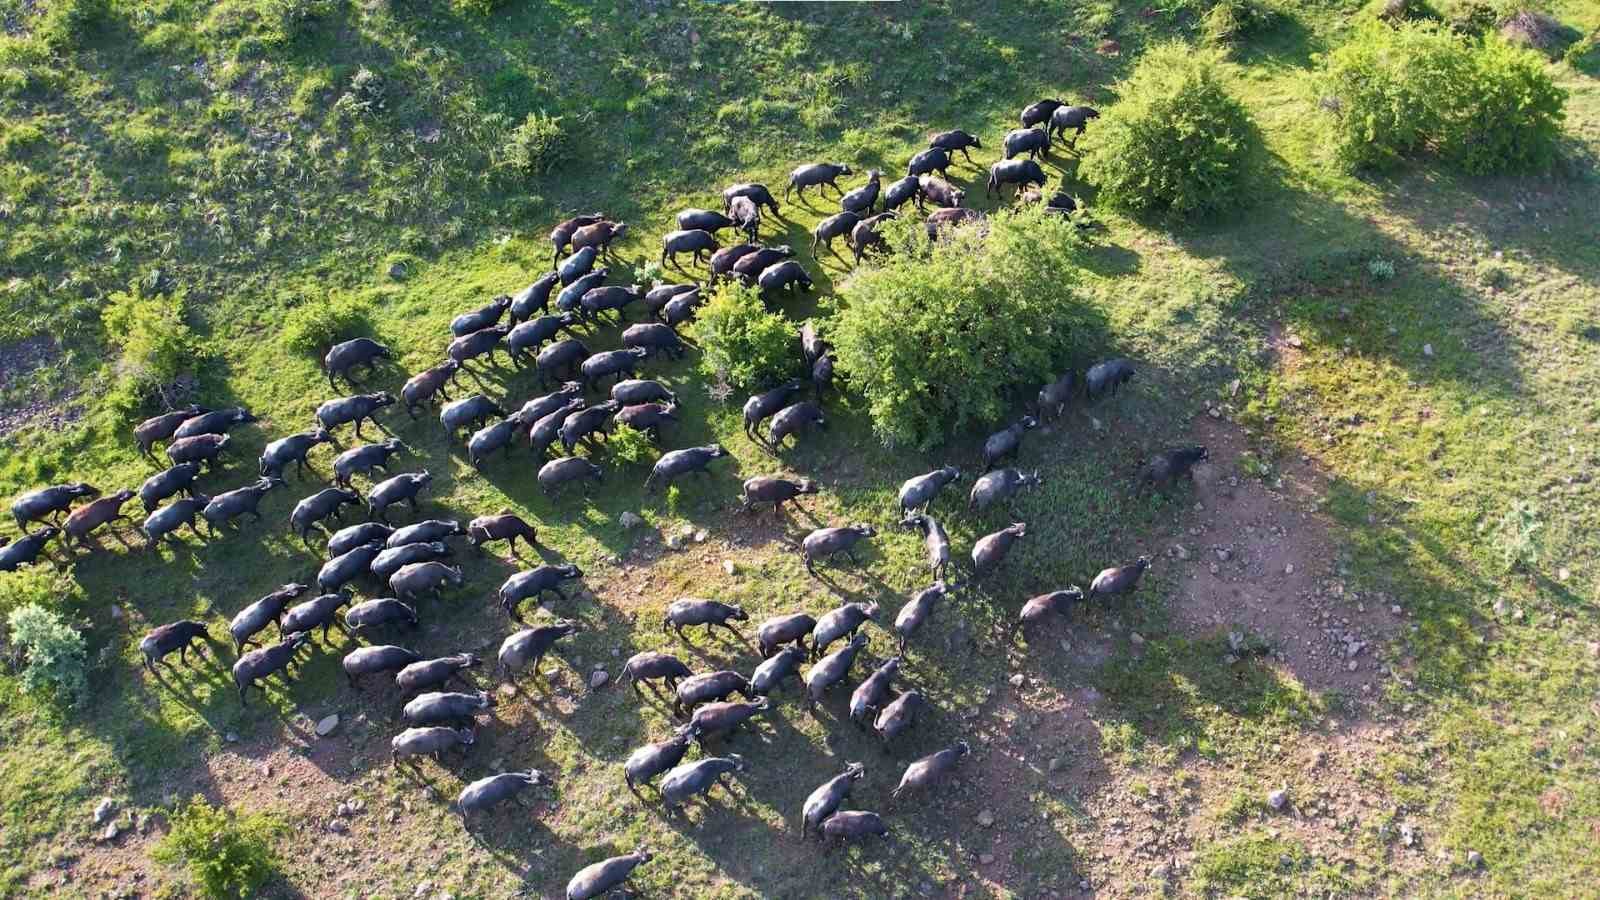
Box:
[589,670,609,689]
[1423,343,1434,357]
[93,798,116,825]
[619,511,644,529]
[722,560,737,575]
[977,809,995,827]
[1467,850,1483,868]
[1267,787,1288,810]
[1130,632,1145,646]
[693,530,708,543]
[316,714,340,737]
[101,822,121,842]
[1008,674,1024,687]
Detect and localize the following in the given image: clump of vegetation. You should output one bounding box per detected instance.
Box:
[281,293,374,356]
[499,112,569,176]
[154,796,283,899]
[7,603,89,708]
[1078,44,1261,219]
[1200,0,1281,48]
[1368,257,1397,279]
[101,280,202,410]
[831,208,1093,449]
[606,424,657,467]
[36,0,114,51]
[689,283,797,392]
[335,66,386,117]
[1318,22,1566,174]
[451,0,511,14]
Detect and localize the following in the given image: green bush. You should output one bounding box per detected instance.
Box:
[101,281,201,410]
[830,208,1094,449]
[154,796,282,899]
[451,0,510,14]
[35,0,114,50]
[1318,22,1566,174]
[689,283,798,392]
[281,293,373,356]
[1200,0,1280,48]
[606,424,656,467]
[499,112,569,176]
[1078,44,1260,219]
[7,603,88,708]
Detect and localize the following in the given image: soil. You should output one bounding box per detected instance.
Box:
[957,413,1414,898]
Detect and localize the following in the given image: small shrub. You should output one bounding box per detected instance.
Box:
[334,66,385,117]
[606,424,656,467]
[1201,0,1280,48]
[36,0,114,50]
[101,280,201,410]
[499,112,568,176]
[281,293,372,356]
[689,283,797,392]
[1367,257,1397,279]
[7,603,89,708]
[1078,44,1261,219]
[831,208,1094,449]
[451,0,510,14]
[154,796,282,899]
[1318,22,1566,173]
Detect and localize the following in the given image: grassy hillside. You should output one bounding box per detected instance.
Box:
[1,0,1598,897]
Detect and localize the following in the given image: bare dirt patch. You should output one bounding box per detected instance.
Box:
[0,334,79,437]
[958,414,1418,897]
[1166,415,1404,700]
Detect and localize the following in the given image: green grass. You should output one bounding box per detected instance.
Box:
[2,0,1599,896]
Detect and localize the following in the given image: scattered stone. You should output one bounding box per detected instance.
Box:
[316,714,341,737]
[93,798,116,825]
[100,822,121,842]
[1267,787,1288,811]
[414,882,434,898]
[1391,604,1403,615]
[1423,343,1434,357]
[109,605,124,621]
[1228,631,1245,652]
[337,803,351,817]
[589,670,610,689]
[388,809,401,823]
[1173,544,1190,560]
[1215,548,1232,562]
[1209,562,1220,575]
[665,535,684,550]
[977,809,995,827]
[1467,850,1484,869]
[1130,632,1145,646]
[1346,660,1359,672]
[224,732,239,743]
[1557,567,1570,582]
[260,763,272,777]
[1493,598,1510,617]
[1009,674,1024,687]
[722,560,737,576]
[1284,563,1295,575]
[1229,378,1242,397]
[1048,757,1063,773]
[1400,822,1417,847]
[619,511,644,529]
[388,261,409,281]
[498,683,517,697]
[979,853,995,865]
[329,818,348,834]
[693,530,708,543]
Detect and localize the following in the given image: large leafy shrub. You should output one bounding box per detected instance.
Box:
[281,293,373,356]
[499,112,569,176]
[1318,22,1566,173]
[1078,44,1260,219]
[154,796,282,899]
[830,208,1094,449]
[7,603,88,708]
[101,281,201,410]
[689,282,797,392]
